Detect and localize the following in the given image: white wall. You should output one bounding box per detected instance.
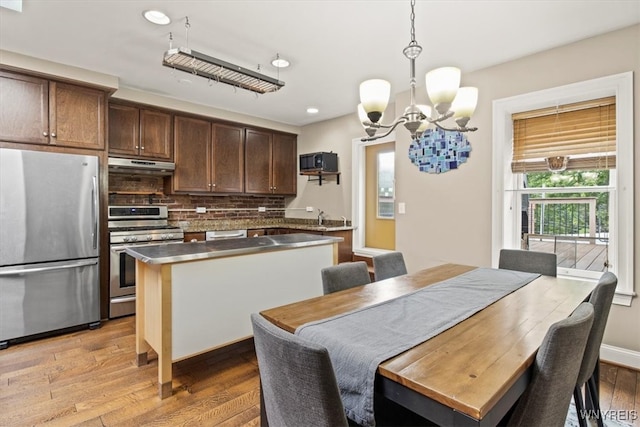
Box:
[286,107,374,223]
[294,24,640,354]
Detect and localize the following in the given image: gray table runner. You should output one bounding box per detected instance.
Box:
[295,267,540,427]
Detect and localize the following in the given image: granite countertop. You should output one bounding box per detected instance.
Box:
[173,218,354,233]
[125,233,343,265]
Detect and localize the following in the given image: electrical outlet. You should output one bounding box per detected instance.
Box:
[258,206,266,212]
[306,206,314,212]
[196,207,206,214]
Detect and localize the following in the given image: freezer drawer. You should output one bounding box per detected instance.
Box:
[0,258,100,343]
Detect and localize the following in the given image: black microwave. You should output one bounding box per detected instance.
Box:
[299,152,338,172]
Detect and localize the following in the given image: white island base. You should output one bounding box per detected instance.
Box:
[132,236,339,399]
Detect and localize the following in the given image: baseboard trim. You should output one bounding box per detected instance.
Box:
[600,344,640,370]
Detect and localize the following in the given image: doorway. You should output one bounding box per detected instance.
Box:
[364,142,395,250]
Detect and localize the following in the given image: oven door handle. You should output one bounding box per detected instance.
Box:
[111,295,136,304]
[110,245,130,253]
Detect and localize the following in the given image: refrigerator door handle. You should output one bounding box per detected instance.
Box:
[92,176,98,250]
[0,259,98,276]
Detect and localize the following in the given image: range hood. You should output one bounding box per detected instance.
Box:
[108,157,175,176]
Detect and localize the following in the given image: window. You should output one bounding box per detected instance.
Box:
[377,151,395,219]
[492,73,633,306]
[511,97,615,278]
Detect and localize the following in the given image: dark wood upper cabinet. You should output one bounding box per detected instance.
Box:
[108,103,172,160]
[0,70,106,149]
[171,116,244,194]
[0,71,49,144]
[244,129,272,194]
[212,123,244,193]
[172,115,211,193]
[140,109,172,160]
[272,133,297,195]
[245,129,297,195]
[108,103,139,156]
[51,82,105,149]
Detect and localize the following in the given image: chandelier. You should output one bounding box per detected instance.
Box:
[357,0,479,142]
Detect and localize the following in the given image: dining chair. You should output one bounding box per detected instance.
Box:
[498,249,557,277]
[250,313,348,427]
[573,272,618,427]
[508,302,594,427]
[321,261,371,294]
[373,252,408,281]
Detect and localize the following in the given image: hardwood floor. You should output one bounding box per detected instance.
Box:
[1,316,638,426]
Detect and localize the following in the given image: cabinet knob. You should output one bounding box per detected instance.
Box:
[51,132,56,138]
[43,131,48,137]
[141,146,145,150]
[212,183,216,187]
[135,145,139,149]
[208,183,212,187]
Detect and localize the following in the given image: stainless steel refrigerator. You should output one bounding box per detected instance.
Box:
[0,148,100,347]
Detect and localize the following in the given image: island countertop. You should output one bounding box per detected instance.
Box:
[126,232,343,265]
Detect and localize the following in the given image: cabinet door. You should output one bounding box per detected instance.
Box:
[108,103,140,156]
[272,133,297,195]
[244,129,272,194]
[212,124,244,193]
[325,230,353,264]
[172,115,211,193]
[50,81,105,149]
[0,71,49,144]
[140,109,172,160]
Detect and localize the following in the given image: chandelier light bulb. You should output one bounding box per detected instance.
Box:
[359,79,391,123]
[451,87,479,118]
[425,67,461,111]
[416,104,433,132]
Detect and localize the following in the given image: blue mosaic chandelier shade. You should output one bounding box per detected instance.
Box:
[408,129,471,174]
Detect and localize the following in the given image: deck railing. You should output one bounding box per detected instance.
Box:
[524,197,609,272]
[527,197,609,240]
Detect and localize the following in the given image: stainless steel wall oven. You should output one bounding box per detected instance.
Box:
[108,206,183,318]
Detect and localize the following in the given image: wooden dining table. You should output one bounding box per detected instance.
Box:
[260,263,597,426]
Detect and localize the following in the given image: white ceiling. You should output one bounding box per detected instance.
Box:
[1,1,638,127]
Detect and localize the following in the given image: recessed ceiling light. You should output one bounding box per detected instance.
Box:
[271,55,290,68]
[307,107,319,114]
[143,10,171,25]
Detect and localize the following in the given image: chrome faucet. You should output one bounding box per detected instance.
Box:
[317,209,325,226]
[341,216,347,227]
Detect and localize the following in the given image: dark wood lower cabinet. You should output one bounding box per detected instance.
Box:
[264,228,352,263]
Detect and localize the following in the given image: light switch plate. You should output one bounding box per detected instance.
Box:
[398,202,406,214]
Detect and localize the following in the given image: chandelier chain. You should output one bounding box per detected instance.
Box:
[185,16,191,49]
[409,0,417,45]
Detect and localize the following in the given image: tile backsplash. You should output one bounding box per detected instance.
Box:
[108,174,286,221]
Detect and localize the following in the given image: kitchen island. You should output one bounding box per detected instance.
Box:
[126,233,342,399]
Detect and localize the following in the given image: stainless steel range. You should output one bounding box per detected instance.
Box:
[108,205,183,318]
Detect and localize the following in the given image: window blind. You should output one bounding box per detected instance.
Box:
[511,96,616,172]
